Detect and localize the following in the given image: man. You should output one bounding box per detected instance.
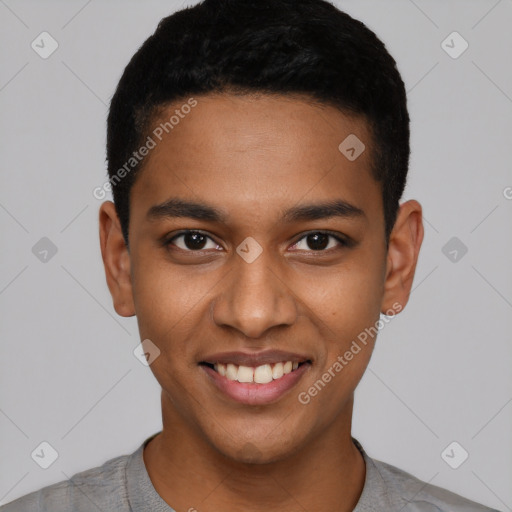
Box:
[1,0,501,510]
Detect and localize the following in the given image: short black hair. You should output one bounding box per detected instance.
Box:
[106,0,409,247]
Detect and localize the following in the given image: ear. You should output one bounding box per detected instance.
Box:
[381,200,424,315]
[98,201,136,317]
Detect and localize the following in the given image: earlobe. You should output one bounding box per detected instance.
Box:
[381,200,424,315]
[98,201,136,317]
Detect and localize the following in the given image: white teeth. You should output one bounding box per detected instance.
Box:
[254,364,273,384]
[212,360,303,383]
[226,363,238,380]
[237,365,254,383]
[272,362,284,379]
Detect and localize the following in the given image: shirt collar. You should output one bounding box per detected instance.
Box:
[125,433,397,512]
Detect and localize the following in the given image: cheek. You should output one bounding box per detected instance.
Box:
[312,257,384,329]
[300,277,381,418]
[131,248,196,329]
[130,257,196,371]
[310,257,384,378]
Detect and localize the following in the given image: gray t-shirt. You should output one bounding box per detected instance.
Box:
[0,433,501,512]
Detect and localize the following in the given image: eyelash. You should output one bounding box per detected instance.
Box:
[163,230,351,254]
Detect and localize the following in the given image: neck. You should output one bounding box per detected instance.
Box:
[143,393,366,512]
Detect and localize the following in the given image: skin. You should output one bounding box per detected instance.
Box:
[99,93,423,512]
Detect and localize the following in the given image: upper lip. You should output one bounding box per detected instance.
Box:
[200,349,311,367]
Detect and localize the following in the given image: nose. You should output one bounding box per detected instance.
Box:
[211,250,298,339]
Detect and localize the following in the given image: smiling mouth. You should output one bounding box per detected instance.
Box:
[200,360,311,384]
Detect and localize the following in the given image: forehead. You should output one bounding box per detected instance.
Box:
[130,93,381,229]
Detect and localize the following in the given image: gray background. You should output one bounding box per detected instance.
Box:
[0,0,511,509]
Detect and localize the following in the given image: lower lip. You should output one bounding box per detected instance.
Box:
[201,363,310,405]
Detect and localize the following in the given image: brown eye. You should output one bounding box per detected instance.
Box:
[166,231,220,252]
[290,232,348,252]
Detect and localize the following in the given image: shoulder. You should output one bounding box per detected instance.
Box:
[371,456,502,512]
[0,451,132,512]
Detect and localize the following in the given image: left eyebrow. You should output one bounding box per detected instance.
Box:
[280,199,365,223]
[146,197,365,224]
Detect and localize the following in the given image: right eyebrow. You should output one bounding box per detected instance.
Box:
[146,197,365,224]
[147,197,228,223]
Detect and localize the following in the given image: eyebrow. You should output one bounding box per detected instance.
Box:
[146,197,365,224]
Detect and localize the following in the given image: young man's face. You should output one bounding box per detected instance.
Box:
[100,94,422,463]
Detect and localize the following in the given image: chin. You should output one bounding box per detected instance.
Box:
[208,427,307,465]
